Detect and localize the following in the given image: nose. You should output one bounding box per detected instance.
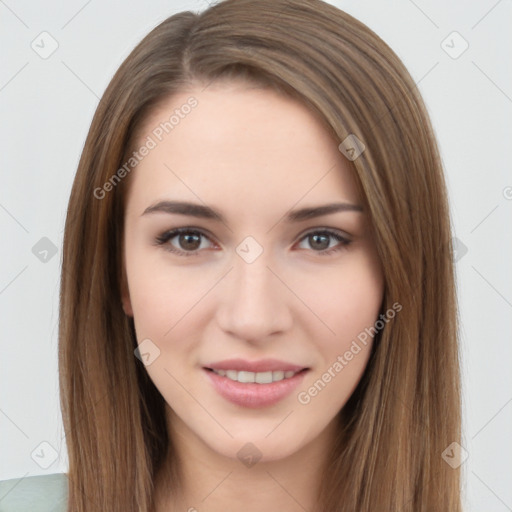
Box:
[215,248,293,343]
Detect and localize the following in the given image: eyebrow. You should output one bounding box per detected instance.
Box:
[141,200,363,223]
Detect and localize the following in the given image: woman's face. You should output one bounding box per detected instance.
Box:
[121,82,384,463]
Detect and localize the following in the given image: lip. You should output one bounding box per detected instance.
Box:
[203,366,309,408]
[204,358,307,373]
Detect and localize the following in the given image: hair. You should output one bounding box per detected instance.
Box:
[59,0,462,510]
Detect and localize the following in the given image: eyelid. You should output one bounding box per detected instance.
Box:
[153,226,218,256]
[154,226,215,241]
[295,227,352,255]
[297,226,352,242]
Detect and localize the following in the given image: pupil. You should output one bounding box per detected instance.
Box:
[181,234,200,250]
[311,234,328,250]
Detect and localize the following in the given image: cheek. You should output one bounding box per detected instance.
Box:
[293,248,383,403]
[330,265,383,341]
[294,247,384,344]
[125,250,204,392]
[125,243,204,337]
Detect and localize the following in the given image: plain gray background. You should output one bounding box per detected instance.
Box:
[1,0,511,510]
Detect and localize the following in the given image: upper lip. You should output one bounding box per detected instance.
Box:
[204,358,308,373]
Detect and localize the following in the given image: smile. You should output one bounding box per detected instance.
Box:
[209,368,302,384]
[203,367,309,408]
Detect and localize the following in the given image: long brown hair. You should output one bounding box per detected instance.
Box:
[59,0,462,510]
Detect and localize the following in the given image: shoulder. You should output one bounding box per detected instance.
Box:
[0,473,68,512]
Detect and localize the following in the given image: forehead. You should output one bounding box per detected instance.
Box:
[125,83,362,216]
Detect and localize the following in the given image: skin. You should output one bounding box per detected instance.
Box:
[121,82,384,511]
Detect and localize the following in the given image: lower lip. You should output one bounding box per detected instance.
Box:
[203,368,308,408]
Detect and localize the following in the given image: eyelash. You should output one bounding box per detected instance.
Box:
[154,227,352,257]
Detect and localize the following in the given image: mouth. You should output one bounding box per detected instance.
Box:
[204,367,308,384]
[202,359,310,408]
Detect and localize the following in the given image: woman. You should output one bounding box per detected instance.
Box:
[7,0,463,510]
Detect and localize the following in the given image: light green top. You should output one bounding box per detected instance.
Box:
[0,473,68,512]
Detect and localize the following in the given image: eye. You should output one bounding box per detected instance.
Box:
[154,228,215,257]
[296,229,352,255]
[154,227,352,257]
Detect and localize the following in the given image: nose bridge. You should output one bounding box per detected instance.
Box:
[216,244,291,340]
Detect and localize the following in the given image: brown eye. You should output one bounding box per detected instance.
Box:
[155,228,214,257]
[308,233,330,251]
[178,233,202,251]
[297,229,351,255]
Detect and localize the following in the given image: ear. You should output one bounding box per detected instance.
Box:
[120,256,134,317]
[121,285,134,317]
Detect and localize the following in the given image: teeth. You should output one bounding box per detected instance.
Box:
[272,370,284,381]
[238,371,255,383]
[226,370,237,380]
[211,368,301,383]
[255,371,272,384]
